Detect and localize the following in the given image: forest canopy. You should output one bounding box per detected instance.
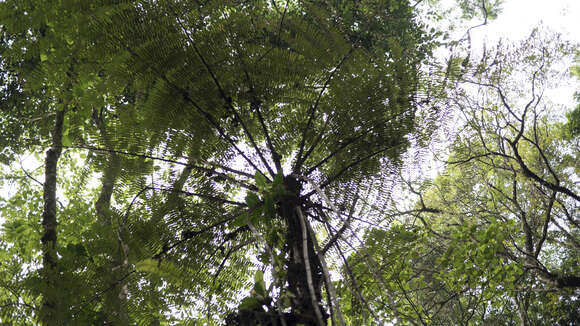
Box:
[0,0,578,325]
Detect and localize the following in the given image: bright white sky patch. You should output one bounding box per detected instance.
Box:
[472,0,580,43]
[477,0,580,110]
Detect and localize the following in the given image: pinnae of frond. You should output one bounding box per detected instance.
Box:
[240,65,283,173]
[294,47,355,173]
[61,145,258,191]
[305,109,412,176]
[98,16,270,180]
[155,209,247,260]
[150,186,246,206]
[303,141,408,198]
[167,2,276,178]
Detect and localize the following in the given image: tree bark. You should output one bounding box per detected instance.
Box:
[40,108,65,325]
[537,270,580,289]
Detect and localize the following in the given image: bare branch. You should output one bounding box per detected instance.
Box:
[535,191,555,258]
[507,140,580,201]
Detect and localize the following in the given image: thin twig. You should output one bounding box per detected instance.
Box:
[19,160,43,187]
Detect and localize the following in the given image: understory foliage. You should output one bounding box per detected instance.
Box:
[1,0,578,326]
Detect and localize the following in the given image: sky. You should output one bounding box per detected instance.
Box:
[401,0,580,191]
[471,0,580,109]
[474,0,580,43]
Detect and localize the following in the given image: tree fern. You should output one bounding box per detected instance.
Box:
[0,0,460,324]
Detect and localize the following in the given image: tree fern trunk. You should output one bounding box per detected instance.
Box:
[40,108,65,325]
[280,176,327,325]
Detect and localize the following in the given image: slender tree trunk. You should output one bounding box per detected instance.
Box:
[95,154,131,325]
[40,108,65,325]
[94,113,130,325]
[515,293,530,326]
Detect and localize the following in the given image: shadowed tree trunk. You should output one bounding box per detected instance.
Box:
[227,176,328,326]
[94,112,130,325]
[279,176,326,325]
[40,108,65,325]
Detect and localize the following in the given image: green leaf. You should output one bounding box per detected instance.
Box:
[62,133,72,147]
[254,270,263,283]
[255,172,267,190]
[254,270,266,296]
[239,297,261,310]
[263,193,275,218]
[245,192,260,208]
[231,214,246,227]
[135,259,159,273]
